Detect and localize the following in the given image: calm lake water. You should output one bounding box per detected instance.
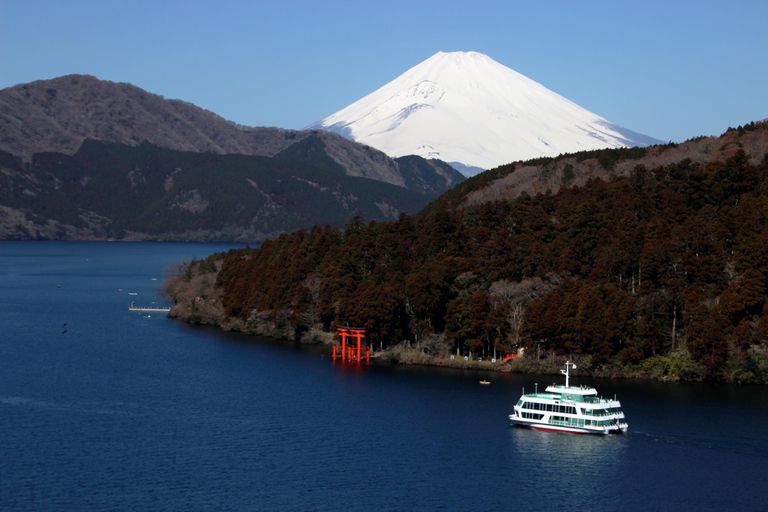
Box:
[1,241,767,511]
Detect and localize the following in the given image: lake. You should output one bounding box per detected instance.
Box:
[1,241,767,511]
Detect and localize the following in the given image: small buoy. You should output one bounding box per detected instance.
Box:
[464,356,468,361]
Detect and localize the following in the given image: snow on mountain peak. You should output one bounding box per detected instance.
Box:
[309,51,662,176]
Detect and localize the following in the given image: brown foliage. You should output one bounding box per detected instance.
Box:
[203,123,768,381]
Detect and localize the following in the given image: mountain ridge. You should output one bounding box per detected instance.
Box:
[0,74,464,195]
[0,74,467,241]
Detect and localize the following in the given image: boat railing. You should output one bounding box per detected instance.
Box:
[583,396,621,405]
[582,409,624,418]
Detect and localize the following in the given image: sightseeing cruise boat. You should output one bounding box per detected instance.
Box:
[509,361,628,435]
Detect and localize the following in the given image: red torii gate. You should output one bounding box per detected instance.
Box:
[333,326,370,362]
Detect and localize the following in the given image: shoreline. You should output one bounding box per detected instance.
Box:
[164,262,767,385]
[168,304,714,383]
[368,344,698,382]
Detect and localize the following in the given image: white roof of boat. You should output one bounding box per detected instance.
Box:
[545,384,598,395]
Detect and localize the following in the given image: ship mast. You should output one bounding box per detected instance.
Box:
[560,361,577,388]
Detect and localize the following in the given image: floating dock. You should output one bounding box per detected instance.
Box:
[129,301,171,313]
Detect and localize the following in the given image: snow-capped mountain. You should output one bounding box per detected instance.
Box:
[309,51,663,176]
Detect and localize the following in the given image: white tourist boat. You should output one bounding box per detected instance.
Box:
[509,361,628,435]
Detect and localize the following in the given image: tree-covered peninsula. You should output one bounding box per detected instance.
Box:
[166,121,768,383]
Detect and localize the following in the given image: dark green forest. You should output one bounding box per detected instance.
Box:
[0,138,456,241]
[172,123,768,383]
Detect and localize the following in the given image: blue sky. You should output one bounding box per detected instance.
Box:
[1,0,766,143]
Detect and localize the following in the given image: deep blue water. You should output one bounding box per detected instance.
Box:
[1,241,767,511]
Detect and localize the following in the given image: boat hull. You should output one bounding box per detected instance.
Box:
[510,417,627,435]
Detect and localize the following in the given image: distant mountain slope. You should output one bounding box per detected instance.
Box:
[0,74,463,195]
[422,121,768,216]
[309,51,664,175]
[0,140,437,241]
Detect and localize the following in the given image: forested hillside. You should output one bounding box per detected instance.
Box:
[168,122,768,383]
[0,139,440,241]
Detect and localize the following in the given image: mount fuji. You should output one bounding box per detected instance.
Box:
[309,51,663,176]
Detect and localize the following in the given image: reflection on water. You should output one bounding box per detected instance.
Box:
[508,427,627,508]
[511,425,627,464]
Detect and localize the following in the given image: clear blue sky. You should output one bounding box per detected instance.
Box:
[1,0,766,143]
